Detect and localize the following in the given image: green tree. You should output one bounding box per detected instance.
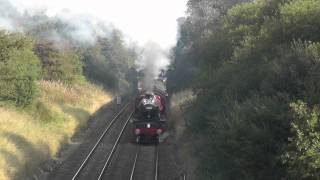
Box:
[34,41,84,83]
[0,31,40,106]
[284,101,320,179]
[83,31,137,91]
[169,0,320,179]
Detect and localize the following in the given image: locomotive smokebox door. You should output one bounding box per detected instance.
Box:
[116,96,121,105]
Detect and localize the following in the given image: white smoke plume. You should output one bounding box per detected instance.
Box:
[0,0,183,90]
[0,0,20,31]
[136,41,170,90]
[0,0,113,45]
[0,17,14,31]
[50,11,113,45]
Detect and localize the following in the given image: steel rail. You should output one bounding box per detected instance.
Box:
[71,102,131,180]
[183,173,186,180]
[129,147,140,180]
[154,146,159,180]
[97,111,134,180]
[128,146,158,180]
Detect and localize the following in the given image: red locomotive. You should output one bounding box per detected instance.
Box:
[132,90,167,144]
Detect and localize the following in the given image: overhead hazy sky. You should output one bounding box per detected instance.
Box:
[9,0,188,49]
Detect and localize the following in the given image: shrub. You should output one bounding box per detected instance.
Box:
[283,101,320,179]
[34,41,84,83]
[0,31,40,107]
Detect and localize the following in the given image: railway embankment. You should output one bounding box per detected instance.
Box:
[168,90,199,180]
[0,80,112,180]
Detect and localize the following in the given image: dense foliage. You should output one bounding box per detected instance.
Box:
[34,41,84,83]
[0,1,138,106]
[83,32,137,91]
[168,0,320,179]
[23,14,137,90]
[0,31,40,106]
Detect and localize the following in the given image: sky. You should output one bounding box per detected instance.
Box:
[9,0,188,49]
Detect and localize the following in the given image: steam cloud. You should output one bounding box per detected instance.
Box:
[136,41,170,90]
[0,0,113,45]
[0,0,174,90]
[0,0,19,31]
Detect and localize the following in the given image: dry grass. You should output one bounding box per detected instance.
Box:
[0,80,113,180]
[170,90,199,180]
[170,89,196,139]
[39,80,111,112]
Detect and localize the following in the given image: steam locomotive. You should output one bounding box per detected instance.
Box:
[132,86,167,144]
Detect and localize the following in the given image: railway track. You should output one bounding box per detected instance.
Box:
[49,99,184,180]
[96,110,134,180]
[128,146,159,180]
[71,102,134,180]
[62,100,165,180]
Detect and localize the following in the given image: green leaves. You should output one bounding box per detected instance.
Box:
[170,0,320,179]
[83,34,136,90]
[34,41,84,83]
[280,0,320,42]
[0,31,40,106]
[284,101,320,179]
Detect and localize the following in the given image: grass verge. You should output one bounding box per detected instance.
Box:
[169,90,199,180]
[0,80,112,180]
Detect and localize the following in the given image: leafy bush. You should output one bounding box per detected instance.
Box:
[169,0,320,179]
[34,41,84,83]
[83,34,137,91]
[283,101,320,179]
[0,31,40,106]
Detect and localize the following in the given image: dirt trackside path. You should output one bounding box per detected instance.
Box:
[168,91,199,180]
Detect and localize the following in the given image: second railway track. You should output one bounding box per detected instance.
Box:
[70,101,133,180]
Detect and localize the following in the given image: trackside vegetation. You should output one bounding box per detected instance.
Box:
[0,80,111,180]
[168,0,320,179]
[0,32,40,107]
[0,4,137,179]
